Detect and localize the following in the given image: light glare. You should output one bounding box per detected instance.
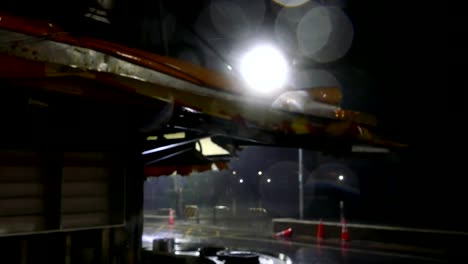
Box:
[240,45,288,94]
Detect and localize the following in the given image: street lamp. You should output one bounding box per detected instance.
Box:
[232,170,237,175]
[267,178,271,183]
[239,179,244,183]
[258,171,263,176]
[240,45,288,94]
[338,175,344,181]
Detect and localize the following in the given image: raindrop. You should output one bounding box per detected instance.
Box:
[291,69,340,89]
[275,1,321,54]
[209,0,265,39]
[177,48,204,66]
[297,6,354,62]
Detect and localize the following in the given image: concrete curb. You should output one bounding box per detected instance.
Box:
[273,218,468,250]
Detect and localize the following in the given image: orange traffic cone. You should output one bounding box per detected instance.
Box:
[168,208,175,225]
[341,218,350,241]
[317,218,324,240]
[274,228,292,238]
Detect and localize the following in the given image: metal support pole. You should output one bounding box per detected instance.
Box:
[340,200,344,221]
[21,239,28,264]
[299,148,304,219]
[65,235,71,264]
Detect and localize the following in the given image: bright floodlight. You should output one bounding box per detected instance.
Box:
[338,175,344,181]
[258,171,263,176]
[240,45,288,94]
[267,178,271,183]
[239,179,244,183]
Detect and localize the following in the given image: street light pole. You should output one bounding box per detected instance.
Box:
[299,148,304,219]
[340,200,344,221]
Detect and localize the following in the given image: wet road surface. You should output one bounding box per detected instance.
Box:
[143,221,447,264]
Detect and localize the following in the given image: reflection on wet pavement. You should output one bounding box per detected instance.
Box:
[143,223,446,264]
